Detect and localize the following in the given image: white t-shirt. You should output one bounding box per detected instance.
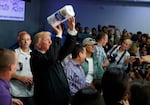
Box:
[86,58,94,83]
[10,47,33,97]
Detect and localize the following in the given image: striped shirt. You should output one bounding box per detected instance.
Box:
[64,59,88,96]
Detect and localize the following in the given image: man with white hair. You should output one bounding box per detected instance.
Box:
[30,17,77,105]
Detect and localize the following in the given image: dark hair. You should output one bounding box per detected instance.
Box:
[71,86,105,105]
[72,44,84,59]
[137,31,142,35]
[129,80,150,105]
[92,79,102,93]
[101,67,128,105]
[96,32,107,41]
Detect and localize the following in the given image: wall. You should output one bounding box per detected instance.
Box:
[1,0,150,48]
[75,1,150,34]
[43,0,150,34]
[0,0,42,48]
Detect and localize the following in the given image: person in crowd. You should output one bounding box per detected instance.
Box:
[101,67,129,105]
[91,27,97,39]
[101,26,108,34]
[128,56,143,81]
[105,28,114,52]
[94,32,109,71]
[83,26,90,35]
[0,48,23,105]
[146,37,150,55]
[71,86,105,105]
[105,25,120,52]
[30,17,77,105]
[10,31,34,105]
[119,29,128,44]
[64,44,89,96]
[97,24,102,33]
[137,31,142,42]
[138,55,150,80]
[107,39,132,72]
[128,42,149,80]
[82,37,104,84]
[128,80,150,105]
[78,26,93,43]
[139,33,148,51]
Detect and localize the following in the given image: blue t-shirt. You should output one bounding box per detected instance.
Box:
[0,78,12,105]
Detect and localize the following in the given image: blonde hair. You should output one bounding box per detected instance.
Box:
[33,31,51,48]
[128,42,139,55]
[124,39,133,46]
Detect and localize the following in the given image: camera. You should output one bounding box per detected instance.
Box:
[132,57,141,71]
[133,58,140,66]
[108,54,117,63]
[132,61,148,79]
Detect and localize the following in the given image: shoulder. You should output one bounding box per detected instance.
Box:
[14,48,20,53]
[125,51,130,56]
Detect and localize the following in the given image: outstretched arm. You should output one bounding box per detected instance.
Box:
[140,55,150,63]
[59,16,77,61]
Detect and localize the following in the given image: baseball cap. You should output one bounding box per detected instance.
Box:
[82,37,97,46]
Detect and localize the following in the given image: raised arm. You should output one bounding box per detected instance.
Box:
[140,55,150,63]
[59,16,77,61]
[51,24,63,38]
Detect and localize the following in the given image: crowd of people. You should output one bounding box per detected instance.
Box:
[0,16,150,105]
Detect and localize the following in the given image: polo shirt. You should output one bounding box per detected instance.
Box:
[0,78,12,105]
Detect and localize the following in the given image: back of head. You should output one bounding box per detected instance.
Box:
[129,80,150,105]
[0,48,16,72]
[96,32,107,42]
[71,86,105,105]
[101,67,128,105]
[72,44,84,59]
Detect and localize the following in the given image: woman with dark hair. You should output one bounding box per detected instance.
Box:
[101,67,128,105]
[128,80,150,105]
[71,86,105,105]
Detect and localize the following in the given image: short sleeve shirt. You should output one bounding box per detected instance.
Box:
[0,78,12,105]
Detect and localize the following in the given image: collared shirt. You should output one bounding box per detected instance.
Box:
[10,47,33,97]
[64,59,88,96]
[0,78,12,105]
[107,45,130,71]
[94,44,107,65]
[82,55,104,83]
